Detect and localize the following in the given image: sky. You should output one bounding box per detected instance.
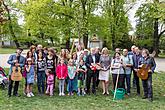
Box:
[12,0,146,35]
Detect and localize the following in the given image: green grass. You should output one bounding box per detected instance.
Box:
[0,48,16,54]
[0,69,165,110]
[159,53,165,58]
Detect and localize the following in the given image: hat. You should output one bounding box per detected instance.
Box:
[84,49,88,52]
[17,48,23,51]
[27,58,32,61]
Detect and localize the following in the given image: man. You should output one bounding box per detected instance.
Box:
[128,45,136,88]
[132,47,141,95]
[86,48,99,95]
[7,48,25,97]
[115,48,121,53]
[122,49,133,96]
[95,47,101,88]
[128,45,136,56]
[138,49,156,102]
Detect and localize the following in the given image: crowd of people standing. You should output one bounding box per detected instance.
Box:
[7,44,156,102]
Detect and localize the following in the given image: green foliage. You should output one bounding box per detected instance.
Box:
[101,0,133,49]
[135,1,165,52]
[135,39,153,51]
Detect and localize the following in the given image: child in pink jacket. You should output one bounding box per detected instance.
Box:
[56,58,68,96]
[46,69,54,97]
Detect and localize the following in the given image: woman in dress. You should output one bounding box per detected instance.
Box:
[99,47,111,95]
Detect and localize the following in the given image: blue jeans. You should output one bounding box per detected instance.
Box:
[125,74,131,93]
[142,73,153,98]
[37,71,45,94]
[68,79,74,93]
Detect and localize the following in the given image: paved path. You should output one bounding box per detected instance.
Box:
[0,53,164,72]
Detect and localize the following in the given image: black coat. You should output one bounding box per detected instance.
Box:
[85,54,100,69]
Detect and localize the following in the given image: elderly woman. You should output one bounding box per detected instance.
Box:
[99,47,111,95]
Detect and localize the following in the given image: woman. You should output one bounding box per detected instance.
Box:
[30,45,37,61]
[59,49,68,64]
[111,52,125,90]
[99,47,111,95]
[36,51,46,95]
[76,45,83,63]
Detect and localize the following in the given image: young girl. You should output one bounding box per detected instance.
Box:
[25,58,35,97]
[36,51,46,95]
[56,58,68,96]
[77,59,87,96]
[46,69,54,97]
[67,59,77,96]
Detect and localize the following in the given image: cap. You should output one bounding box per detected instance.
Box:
[27,58,32,61]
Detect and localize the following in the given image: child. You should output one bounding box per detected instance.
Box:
[67,59,77,96]
[46,69,54,97]
[25,58,35,97]
[56,58,68,96]
[77,59,87,96]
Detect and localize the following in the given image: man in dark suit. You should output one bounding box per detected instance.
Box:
[86,48,99,95]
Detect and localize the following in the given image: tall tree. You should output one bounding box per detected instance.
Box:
[135,0,165,56]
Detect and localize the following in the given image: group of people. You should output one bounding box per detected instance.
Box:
[7,44,156,102]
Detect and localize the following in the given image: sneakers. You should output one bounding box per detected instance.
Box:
[27,92,34,97]
[27,93,31,97]
[59,93,62,96]
[30,92,34,97]
[61,93,65,96]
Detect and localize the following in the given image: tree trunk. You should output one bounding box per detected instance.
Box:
[153,18,159,57]
[83,33,88,49]
[50,37,54,46]
[65,36,70,50]
[3,1,20,48]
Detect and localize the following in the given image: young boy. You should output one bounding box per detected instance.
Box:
[77,60,87,96]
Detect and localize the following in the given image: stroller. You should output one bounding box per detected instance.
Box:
[0,66,8,89]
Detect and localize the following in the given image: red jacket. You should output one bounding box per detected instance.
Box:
[56,64,68,79]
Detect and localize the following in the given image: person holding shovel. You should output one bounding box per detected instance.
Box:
[111,52,125,90]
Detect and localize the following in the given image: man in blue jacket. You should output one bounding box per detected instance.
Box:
[7,48,25,97]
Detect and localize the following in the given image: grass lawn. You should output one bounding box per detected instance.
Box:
[0,68,165,110]
[0,48,16,54]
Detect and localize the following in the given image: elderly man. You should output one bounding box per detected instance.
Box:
[85,48,99,95]
[122,49,133,96]
[132,47,142,95]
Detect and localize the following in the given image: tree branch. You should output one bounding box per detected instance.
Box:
[159,29,165,38]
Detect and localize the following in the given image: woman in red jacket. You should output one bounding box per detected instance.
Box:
[56,58,68,96]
